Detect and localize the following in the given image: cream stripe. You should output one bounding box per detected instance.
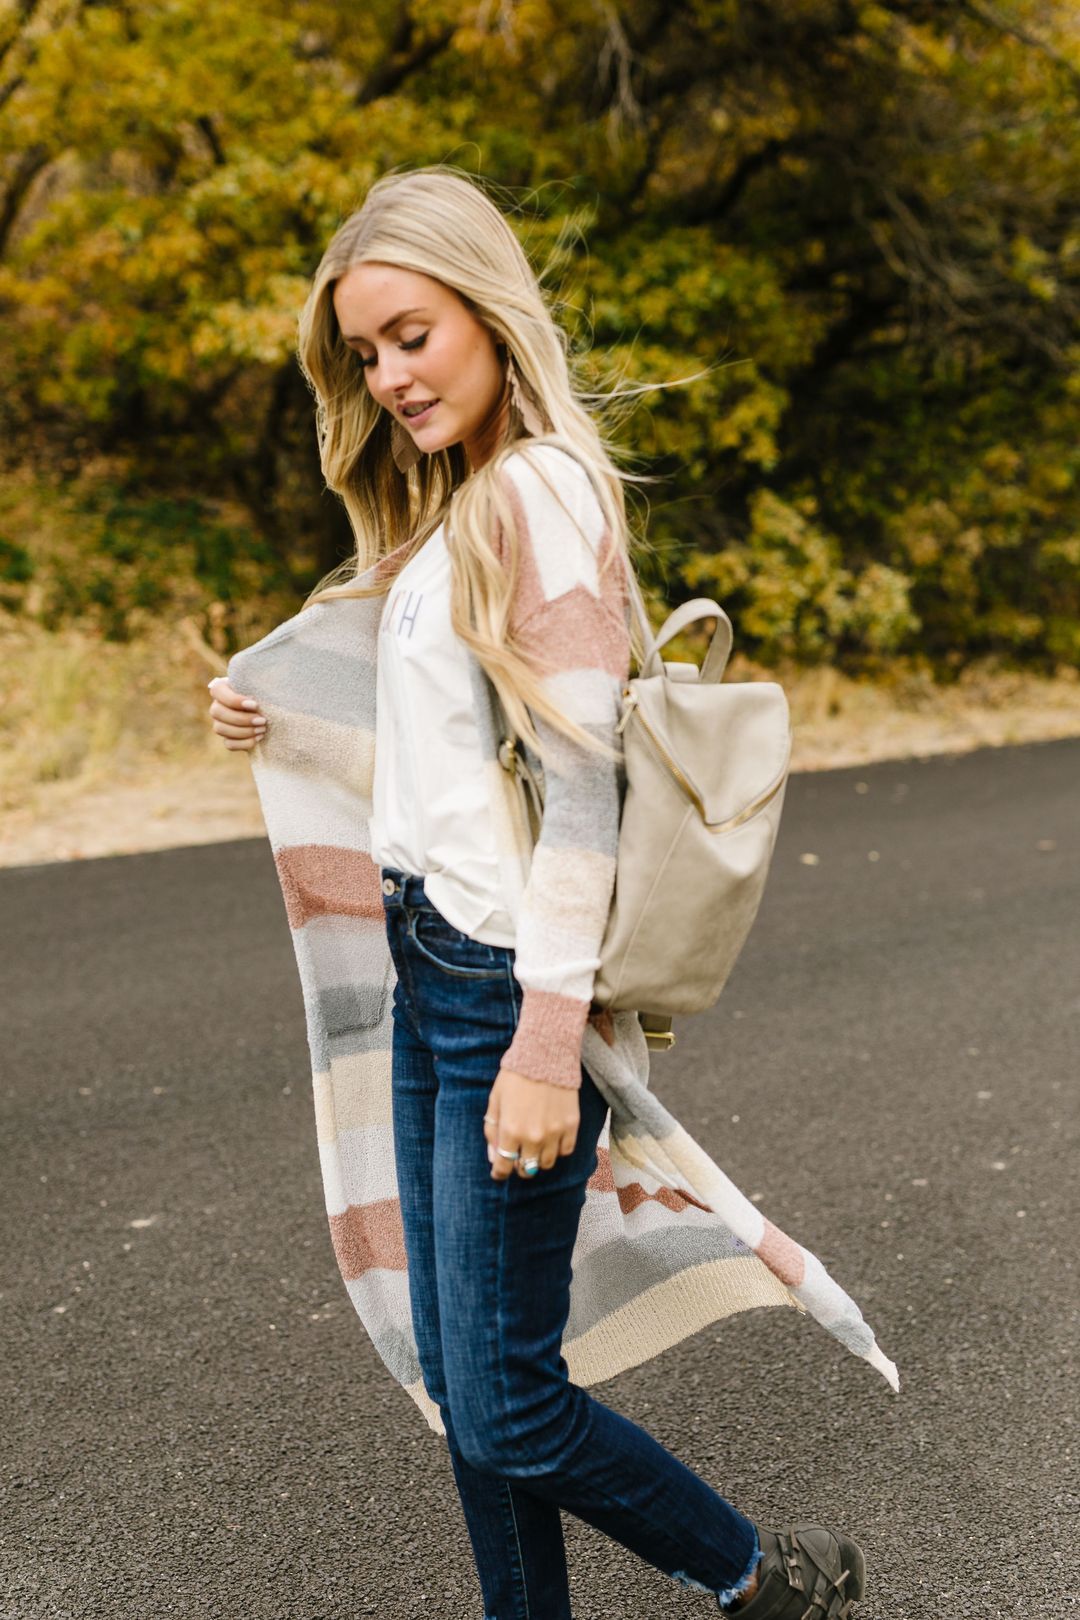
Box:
[611,1125,769,1251]
[318,1124,398,1216]
[564,1255,800,1387]
[542,667,621,723]
[249,762,376,851]
[312,1051,393,1146]
[403,1377,445,1433]
[253,708,376,819]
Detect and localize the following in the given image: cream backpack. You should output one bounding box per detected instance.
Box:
[499,570,793,1051]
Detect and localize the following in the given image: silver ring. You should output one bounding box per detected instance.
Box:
[521,1157,540,1176]
[483,1115,497,1125]
[495,1147,520,1162]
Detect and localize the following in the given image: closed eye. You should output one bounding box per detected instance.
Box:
[357,334,427,369]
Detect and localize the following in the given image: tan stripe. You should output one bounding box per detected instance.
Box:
[312,1051,393,1145]
[564,1255,800,1387]
[328,1197,407,1280]
[523,846,614,935]
[256,708,375,800]
[486,757,533,858]
[275,845,383,930]
[403,1377,445,1434]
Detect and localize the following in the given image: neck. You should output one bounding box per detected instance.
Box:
[464,391,513,471]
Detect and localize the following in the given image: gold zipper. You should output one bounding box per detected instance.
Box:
[624,695,790,830]
[629,701,705,814]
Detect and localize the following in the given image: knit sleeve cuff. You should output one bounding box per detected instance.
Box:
[502,988,590,1089]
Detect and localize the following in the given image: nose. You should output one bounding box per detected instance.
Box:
[373,351,415,402]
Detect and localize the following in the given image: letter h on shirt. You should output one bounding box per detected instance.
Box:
[385,587,423,638]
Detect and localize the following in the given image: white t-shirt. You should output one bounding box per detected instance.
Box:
[369,521,517,947]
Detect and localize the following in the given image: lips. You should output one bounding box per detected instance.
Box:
[400,399,438,422]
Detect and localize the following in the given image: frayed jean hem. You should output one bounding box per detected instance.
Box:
[672,1522,761,1612]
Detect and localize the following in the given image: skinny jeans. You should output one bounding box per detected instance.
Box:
[380,868,760,1619]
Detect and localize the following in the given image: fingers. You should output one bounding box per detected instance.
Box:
[207,677,260,713]
[488,1130,573,1181]
[207,677,266,751]
[484,1071,579,1180]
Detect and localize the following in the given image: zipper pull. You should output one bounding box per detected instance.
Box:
[615,687,638,735]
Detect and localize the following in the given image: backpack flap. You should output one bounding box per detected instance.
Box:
[632,675,791,829]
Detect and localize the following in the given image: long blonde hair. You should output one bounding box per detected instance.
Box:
[297,164,651,757]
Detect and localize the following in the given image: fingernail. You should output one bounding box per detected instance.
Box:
[241,699,258,710]
[487,1144,495,1162]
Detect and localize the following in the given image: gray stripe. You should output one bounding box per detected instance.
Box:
[302,1002,393,1073]
[531,719,622,859]
[319,981,391,1039]
[240,641,377,730]
[343,1287,423,1386]
[566,1223,752,1336]
[466,651,504,763]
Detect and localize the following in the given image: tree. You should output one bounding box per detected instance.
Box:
[1,0,1077,666]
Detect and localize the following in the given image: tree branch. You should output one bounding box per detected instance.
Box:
[356,3,456,106]
[0,142,50,258]
[195,114,226,167]
[955,0,1080,97]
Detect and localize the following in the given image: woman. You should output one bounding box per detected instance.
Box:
[209,165,889,1619]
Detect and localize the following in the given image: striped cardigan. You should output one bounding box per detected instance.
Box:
[227,444,897,1433]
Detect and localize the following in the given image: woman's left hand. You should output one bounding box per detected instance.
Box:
[484,1066,580,1180]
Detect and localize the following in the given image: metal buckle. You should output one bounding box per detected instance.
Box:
[643,1028,676,1051]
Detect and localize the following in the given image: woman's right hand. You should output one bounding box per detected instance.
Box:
[207,676,267,751]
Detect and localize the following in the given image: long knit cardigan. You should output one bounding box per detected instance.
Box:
[227,445,898,1434]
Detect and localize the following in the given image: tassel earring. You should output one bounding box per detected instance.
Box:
[391,414,422,472]
[506,355,545,437]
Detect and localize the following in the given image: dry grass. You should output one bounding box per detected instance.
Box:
[2,619,1079,868]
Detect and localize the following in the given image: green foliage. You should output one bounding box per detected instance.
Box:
[684,491,919,663]
[0,470,287,644]
[1,0,1078,668]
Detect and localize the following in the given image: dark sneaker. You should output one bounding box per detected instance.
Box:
[724,1523,866,1618]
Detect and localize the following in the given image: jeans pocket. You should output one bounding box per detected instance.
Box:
[407,908,508,980]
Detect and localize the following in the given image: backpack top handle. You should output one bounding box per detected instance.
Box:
[637,592,734,686]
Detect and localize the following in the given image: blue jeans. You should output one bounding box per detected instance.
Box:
[380,868,760,1619]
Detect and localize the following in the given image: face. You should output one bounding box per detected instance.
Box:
[333,262,510,471]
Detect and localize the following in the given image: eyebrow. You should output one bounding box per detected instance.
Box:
[342,307,428,344]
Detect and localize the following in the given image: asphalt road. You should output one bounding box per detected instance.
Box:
[2,738,1077,1620]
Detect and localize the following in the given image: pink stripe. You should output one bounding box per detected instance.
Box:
[275,845,383,930]
[499,469,627,644]
[517,585,628,678]
[586,1145,713,1214]
[587,1007,617,1046]
[329,1198,408,1280]
[502,987,590,1087]
[755,1218,806,1287]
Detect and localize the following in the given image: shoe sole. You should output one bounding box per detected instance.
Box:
[836,1535,866,1604]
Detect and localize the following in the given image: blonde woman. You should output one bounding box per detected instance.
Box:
[209,166,880,1619]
